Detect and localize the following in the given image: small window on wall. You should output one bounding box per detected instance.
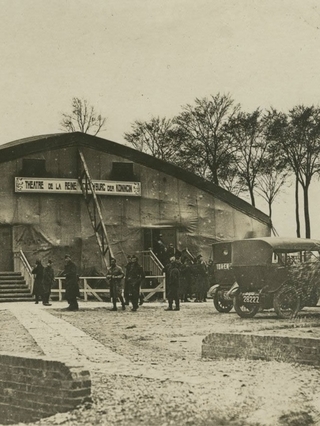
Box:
[21,159,46,177]
[110,162,135,181]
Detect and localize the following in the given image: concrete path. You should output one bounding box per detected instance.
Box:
[1,302,175,381]
[4,302,131,369]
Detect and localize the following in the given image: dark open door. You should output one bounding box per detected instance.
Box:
[0,225,13,271]
[143,228,177,251]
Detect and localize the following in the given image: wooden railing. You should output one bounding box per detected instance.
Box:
[138,250,166,301]
[13,250,33,293]
[52,276,110,302]
[53,267,166,302]
[12,248,166,302]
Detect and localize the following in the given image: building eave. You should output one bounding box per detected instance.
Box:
[0,132,271,226]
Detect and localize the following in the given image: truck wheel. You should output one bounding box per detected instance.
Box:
[213,291,233,313]
[233,294,259,318]
[273,286,300,319]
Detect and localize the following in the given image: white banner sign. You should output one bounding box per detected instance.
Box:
[15,177,141,196]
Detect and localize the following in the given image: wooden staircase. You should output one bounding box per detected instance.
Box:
[0,272,33,302]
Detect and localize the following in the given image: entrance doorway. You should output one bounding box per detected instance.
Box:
[143,228,177,252]
[0,225,13,271]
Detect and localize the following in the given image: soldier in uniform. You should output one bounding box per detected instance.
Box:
[165,256,181,311]
[154,234,167,266]
[124,255,132,306]
[42,259,54,306]
[107,258,125,311]
[180,257,193,302]
[32,259,44,304]
[193,254,208,302]
[126,255,145,312]
[63,255,80,311]
[166,243,181,265]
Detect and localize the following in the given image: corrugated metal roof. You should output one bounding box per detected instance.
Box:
[0,131,271,225]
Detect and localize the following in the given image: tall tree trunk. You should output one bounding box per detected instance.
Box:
[249,186,255,207]
[295,176,301,238]
[211,168,219,185]
[268,200,272,220]
[303,184,311,238]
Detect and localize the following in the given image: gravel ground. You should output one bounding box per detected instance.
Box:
[5,302,320,425]
[0,310,43,356]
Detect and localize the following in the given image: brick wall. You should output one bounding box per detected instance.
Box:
[0,352,91,425]
[202,332,320,366]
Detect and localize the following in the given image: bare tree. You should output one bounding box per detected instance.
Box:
[265,110,302,237]
[61,97,106,136]
[218,166,246,196]
[256,167,289,220]
[226,109,268,207]
[124,117,178,161]
[174,94,240,185]
[266,106,320,238]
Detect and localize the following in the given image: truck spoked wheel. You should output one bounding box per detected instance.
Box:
[213,291,233,313]
[273,286,300,319]
[233,294,259,318]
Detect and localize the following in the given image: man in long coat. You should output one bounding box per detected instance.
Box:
[165,257,181,311]
[32,260,44,304]
[42,259,54,306]
[192,254,208,302]
[126,255,145,311]
[124,255,132,306]
[63,255,80,311]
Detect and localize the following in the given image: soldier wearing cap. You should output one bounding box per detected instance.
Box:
[193,254,208,302]
[32,259,44,304]
[107,258,125,311]
[42,259,54,306]
[126,255,145,311]
[154,234,167,265]
[166,242,181,265]
[124,255,132,306]
[62,254,80,311]
[165,256,181,311]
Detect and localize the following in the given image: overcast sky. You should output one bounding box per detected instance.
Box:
[1,0,320,238]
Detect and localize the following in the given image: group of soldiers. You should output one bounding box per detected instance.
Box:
[107,255,145,312]
[163,253,212,311]
[32,255,80,311]
[108,249,213,313]
[153,234,214,310]
[32,254,145,312]
[32,259,55,306]
[31,247,214,312]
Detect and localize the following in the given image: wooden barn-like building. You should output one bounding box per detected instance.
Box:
[0,132,271,279]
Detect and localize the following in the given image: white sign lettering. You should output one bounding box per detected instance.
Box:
[216,263,231,270]
[15,177,141,196]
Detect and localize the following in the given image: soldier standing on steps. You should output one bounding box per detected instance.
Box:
[107,258,125,311]
[32,259,44,304]
[154,234,167,266]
